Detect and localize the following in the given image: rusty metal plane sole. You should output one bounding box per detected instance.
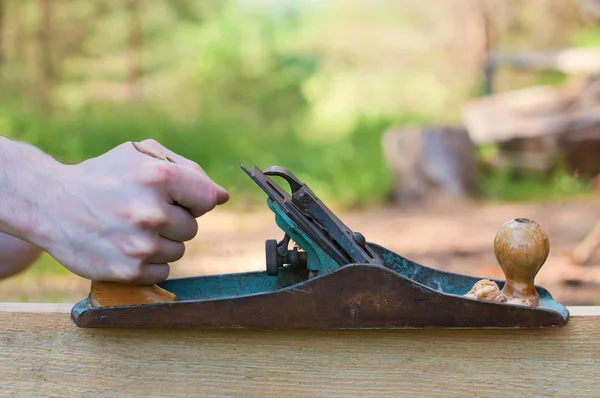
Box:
[71,244,569,329]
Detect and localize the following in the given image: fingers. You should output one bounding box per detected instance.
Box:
[106,238,182,284]
[133,139,230,217]
[107,138,230,285]
[158,203,198,242]
[137,139,208,177]
[130,263,171,285]
[163,164,230,217]
[127,238,182,284]
[123,213,188,263]
[147,238,186,264]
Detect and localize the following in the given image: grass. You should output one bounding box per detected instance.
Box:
[480,167,591,202]
[476,144,591,202]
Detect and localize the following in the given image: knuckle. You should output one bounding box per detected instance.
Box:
[122,236,159,260]
[191,161,204,172]
[140,138,160,147]
[129,206,167,229]
[140,162,174,187]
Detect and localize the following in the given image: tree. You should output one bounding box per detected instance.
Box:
[36,0,54,112]
[125,0,143,101]
[0,0,5,71]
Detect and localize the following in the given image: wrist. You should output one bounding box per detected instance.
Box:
[0,137,69,247]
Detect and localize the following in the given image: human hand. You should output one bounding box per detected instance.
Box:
[27,139,229,284]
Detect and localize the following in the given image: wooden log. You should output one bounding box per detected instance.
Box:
[1,303,600,396]
[463,81,600,175]
[462,85,582,145]
[490,48,600,74]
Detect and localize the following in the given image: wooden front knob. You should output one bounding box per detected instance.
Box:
[494,218,549,307]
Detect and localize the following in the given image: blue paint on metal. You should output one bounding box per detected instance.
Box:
[371,243,570,320]
[158,269,296,301]
[151,238,568,325]
[267,199,340,275]
[155,197,340,302]
[71,165,570,328]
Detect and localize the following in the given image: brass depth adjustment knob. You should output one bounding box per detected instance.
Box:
[494,218,550,307]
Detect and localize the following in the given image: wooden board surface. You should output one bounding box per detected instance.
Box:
[1,304,600,397]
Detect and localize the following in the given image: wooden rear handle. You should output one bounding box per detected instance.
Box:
[90,142,178,308]
[90,281,176,307]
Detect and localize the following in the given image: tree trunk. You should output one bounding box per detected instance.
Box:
[126,0,143,101]
[36,0,54,112]
[11,1,23,65]
[0,0,4,71]
[463,0,493,94]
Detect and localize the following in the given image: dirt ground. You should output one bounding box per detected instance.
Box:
[2,196,600,306]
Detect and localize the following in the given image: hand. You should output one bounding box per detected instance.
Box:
[27,139,229,284]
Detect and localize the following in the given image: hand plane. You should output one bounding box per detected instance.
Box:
[71,165,570,329]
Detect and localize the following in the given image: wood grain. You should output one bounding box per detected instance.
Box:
[1,305,600,397]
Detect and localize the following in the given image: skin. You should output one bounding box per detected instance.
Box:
[0,137,229,284]
[0,233,43,279]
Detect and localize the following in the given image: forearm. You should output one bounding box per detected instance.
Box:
[0,232,42,279]
[0,138,230,284]
[0,136,65,245]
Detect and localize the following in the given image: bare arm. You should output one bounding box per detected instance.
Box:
[0,136,63,241]
[0,233,42,279]
[0,138,55,277]
[0,137,229,283]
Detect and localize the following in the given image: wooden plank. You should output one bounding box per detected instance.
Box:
[1,305,600,397]
[0,302,72,313]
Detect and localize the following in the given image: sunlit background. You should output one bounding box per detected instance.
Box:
[1,0,600,305]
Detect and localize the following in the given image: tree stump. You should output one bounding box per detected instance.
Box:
[382,125,481,205]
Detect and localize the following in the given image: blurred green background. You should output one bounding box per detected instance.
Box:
[1,0,599,283]
[2,0,598,205]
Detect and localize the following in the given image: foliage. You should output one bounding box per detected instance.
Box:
[480,164,591,203]
[0,98,424,207]
[0,0,599,209]
[1,0,599,289]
